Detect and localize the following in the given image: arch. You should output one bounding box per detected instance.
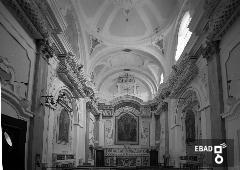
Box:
[97,68,157,96]
[176,88,201,153]
[87,46,167,76]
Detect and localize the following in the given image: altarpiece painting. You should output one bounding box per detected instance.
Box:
[115,112,138,144]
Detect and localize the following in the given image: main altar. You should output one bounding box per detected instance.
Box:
[104,146,150,167]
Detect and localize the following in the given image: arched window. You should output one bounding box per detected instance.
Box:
[160,73,164,84]
[175,11,192,61]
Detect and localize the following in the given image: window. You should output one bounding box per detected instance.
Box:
[175,12,192,61]
[160,73,164,84]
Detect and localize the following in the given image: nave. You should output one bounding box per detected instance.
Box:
[1,0,240,170]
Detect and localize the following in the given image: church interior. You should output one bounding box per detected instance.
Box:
[1,0,240,169]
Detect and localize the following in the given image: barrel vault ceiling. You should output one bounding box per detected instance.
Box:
[58,0,181,102]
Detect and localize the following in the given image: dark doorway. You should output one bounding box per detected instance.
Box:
[96,149,104,167]
[2,114,27,170]
[150,150,158,166]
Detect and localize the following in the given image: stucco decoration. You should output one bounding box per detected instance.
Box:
[140,120,149,146]
[104,119,114,146]
[140,106,151,118]
[2,0,51,38]
[57,53,93,98]
[207,0,240,40]
[98,103,114,117]
[89,116,95,145]
[154,55,198,101]
[89,34,103,55]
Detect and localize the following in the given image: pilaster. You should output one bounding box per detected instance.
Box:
[28,39,52,170]
[203,40,225,139]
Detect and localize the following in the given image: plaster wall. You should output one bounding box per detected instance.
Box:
[220,16,240,170]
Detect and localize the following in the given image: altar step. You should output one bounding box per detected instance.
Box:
[56,166,213,170]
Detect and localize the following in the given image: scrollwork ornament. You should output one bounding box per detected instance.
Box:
[36,39,55,60]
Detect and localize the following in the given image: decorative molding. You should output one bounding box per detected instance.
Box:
[0,56,29,99]
[89,34,103,55]
[115,106,140,117]
[57,52,96,99]
[2,0,52,38]
[155,55,198,101]
[152,36,164,55]
[203,0,221,18]
[156,101,168,113]
[86,100,100,116]
[169,56,198,98]
[98,103,114,117]
[104,119,114,146]
[140,106,151,118]
[110,95,143,105]
[36,39,56,60]
[207,0,240,40]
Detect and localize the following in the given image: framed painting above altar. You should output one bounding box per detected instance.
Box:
[115,112,139,145]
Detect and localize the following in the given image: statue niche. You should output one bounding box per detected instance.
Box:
[58,109,70,144]
[116,112,138,144]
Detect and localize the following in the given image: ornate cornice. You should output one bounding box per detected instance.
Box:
[203,0,221,18]
[56,52,98,102]
[98,103,114,117]
[169,56,198,98]
[87,100,100,116]
[207,0,240,40]
[2,0,52,38]
[155,55,198,101]
[57,53,87,98]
